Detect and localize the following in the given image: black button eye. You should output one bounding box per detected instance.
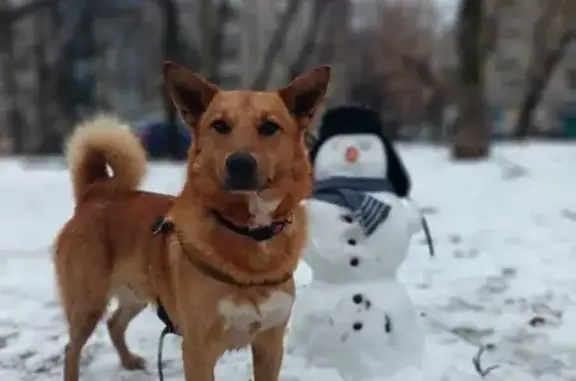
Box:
[211,119,231,134]
[259,120,281,136]
[347,238,357,246]
[352,294,363,304]
[349,257,360,267]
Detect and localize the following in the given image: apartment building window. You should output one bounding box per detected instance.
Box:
[220,19,241,60]
[273,0,288,16]
[496,38,517,59]
[222,41,239,60]
[496,58,518,72]
[227,0,243,9]
[502,78,523,89]
[500,27,522,39]
[219,74,241,89]
[566,69,576,90]
[441,67,457,81]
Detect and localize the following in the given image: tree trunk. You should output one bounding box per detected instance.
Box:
[452,0,490,160]
[198,0,218,81]
[34,12,53,154]
[38,3,66,154]
[0,24,24,154]
[156,0,182,160]
[452,84,489,158]
[514,32,574,138]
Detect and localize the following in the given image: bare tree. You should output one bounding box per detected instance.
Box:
[514,0,576,138]
[251,0,303,90]
[451,0,501,160]
[197,0,233,83]
[33,7,56,153]
[357,0,440,129]
[286,0,331,81]
[401,55,447,140]
[0,0,60,154]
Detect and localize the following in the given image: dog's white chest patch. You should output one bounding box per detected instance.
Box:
[218,291,294,333]
[248,196,281,227]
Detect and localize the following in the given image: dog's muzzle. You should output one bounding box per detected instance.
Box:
[224,152,259,191]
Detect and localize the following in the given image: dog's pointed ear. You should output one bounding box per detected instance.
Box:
[163,61,218,127]
[278,65,331,129]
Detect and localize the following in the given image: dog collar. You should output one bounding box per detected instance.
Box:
[151,216,292,287]
[210,209,290,242]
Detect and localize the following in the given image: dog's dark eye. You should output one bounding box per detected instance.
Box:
[211,119,231,135]
[258,120,281,137]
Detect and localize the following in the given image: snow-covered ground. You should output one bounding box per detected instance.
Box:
[1,142,575,380]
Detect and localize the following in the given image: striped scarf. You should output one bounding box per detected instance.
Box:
[312,176,395,237]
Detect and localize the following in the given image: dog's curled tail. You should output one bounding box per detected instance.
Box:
[65,114,147,203]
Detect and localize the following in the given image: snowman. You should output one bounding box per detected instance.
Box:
[288,105,431,380]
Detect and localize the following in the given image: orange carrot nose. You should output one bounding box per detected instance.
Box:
[345,146,359,163]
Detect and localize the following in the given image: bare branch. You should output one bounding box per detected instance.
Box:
[472,346,500,378]
[514,0,576,138]
[401,55,436,87]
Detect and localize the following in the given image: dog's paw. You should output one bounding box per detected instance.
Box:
[121,353,147,370]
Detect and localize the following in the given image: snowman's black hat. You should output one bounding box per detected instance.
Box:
[309,104,411,197]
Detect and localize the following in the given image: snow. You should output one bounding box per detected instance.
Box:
[1,142,576,380]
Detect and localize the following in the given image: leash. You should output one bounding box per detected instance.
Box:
[151,217,181,381]
[157,325,174,381]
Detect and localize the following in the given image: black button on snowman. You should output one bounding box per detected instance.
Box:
[352,294,365,332]
[288,105,426,380]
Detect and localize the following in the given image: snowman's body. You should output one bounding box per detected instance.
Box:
[290,195,425,379]
[289,110,427,380]
[303,192,421,282]
[289,281,425,380]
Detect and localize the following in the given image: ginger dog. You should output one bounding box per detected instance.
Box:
[53,61,330,381]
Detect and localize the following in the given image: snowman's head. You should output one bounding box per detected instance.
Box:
[314,134,386,181]
[309,105,411,197]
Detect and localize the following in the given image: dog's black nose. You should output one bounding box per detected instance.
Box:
[225,152,258,190]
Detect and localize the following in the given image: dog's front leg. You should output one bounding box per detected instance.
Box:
[182,336,217,381]
[251,322,288,381]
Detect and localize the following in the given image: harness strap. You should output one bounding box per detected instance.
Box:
[156,301,178,335]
